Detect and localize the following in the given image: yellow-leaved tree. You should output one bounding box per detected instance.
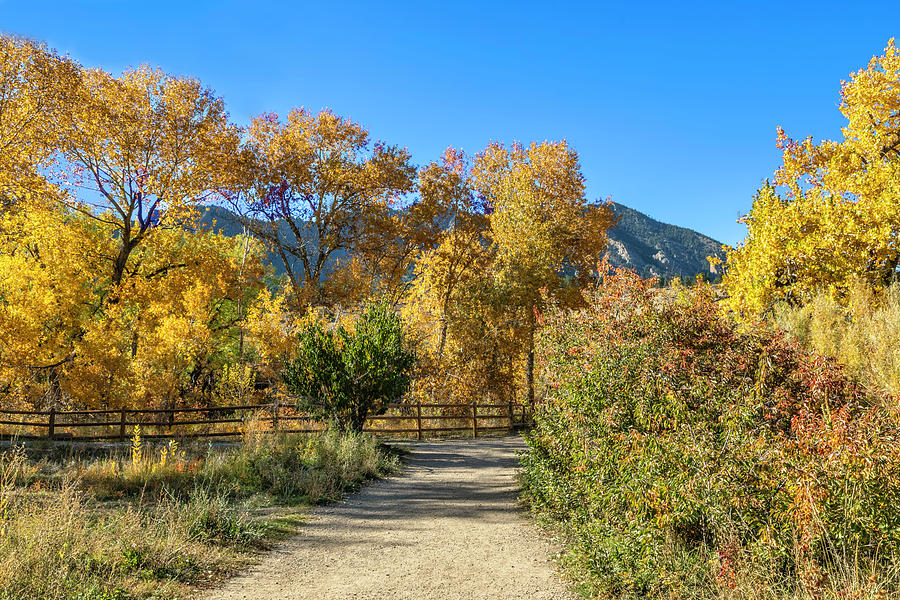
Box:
[403,149,497,405]
[725,39,900,316]
[231,108,418,308]
[405,142,614,409]
[60,64,241,285]
[63,228,265,410]
[0,207,106,407]
[474,141,614,407]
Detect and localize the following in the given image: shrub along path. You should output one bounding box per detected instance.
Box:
[202,437,572,600]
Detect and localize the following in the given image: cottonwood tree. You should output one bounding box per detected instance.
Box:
[232,108,417,308]
[60,65,241,285]
[405,148,489,358]
[0,200,265,410]
[474,141,615,408]
[0,52,265,411]
[725,39,900,315]
[401,149,499,406]
[405,142,613,409]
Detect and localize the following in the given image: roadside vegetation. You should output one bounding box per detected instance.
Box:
[0,430,397,600]
[522,40,900,599]
[523,271,900,599]
[772,281,900,400]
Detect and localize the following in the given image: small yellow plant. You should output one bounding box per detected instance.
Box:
[216,363,257,405]
[130,425,142,467]
[241,412,274,449]
[159,440,184,467]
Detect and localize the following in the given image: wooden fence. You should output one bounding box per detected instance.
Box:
[0,401,530,443]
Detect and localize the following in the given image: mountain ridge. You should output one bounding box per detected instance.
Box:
[605,202,724,279]
[199,203,725,280]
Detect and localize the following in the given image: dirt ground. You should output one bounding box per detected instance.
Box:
[201,437,573,600]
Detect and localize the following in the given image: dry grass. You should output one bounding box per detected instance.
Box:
[0,431,398,600]
[773,280,900,401]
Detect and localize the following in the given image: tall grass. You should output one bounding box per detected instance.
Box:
[0,430,398,600]
[773,280,900,401]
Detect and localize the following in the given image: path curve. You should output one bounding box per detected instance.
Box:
[203,437,572,600]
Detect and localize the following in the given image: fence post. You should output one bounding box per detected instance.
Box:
[472,402,477,439]
[508,400,514,428]
[119,408,128,442]
[47,408,55,439]
[416,400,422,441]
[272,402,280,431]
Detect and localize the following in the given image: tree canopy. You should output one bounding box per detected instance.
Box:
[725,40,900,315]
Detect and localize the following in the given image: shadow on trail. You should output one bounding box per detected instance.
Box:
[296,437,528,546]
[203,434,572,600]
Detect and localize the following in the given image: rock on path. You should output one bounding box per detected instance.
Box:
[202,437,572,600]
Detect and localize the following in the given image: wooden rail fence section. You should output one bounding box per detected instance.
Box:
[0,401,529,442]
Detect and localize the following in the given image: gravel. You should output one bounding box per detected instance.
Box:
[201,436,573,600]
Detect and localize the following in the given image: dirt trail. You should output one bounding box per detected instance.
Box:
[202,437,572,600]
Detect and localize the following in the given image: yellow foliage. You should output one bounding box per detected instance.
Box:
[0,198,266,409]
[216,363,257,405]
[61,63,241,284]
[0,35,78,206]
[725,40,900,315]
[773,280,900,401]
[405,142,614,407]
[234,108,417,308]
[243,287,300,376]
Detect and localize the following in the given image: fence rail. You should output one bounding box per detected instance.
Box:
[0,401,530,443]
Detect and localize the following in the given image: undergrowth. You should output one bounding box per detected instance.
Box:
[522,270,900,599]
[772,279,900,402]
[0,430,397,600]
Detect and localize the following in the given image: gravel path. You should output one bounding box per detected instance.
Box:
[202,437,573,600]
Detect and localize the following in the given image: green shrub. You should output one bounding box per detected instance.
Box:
[282,303,416,432]
[181,489,267,546]
[522,269,900,599]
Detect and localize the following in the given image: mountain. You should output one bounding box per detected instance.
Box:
[605,202,724,280]
[198,205,347,276]
[199,203,725,280]
[199,204,245,237]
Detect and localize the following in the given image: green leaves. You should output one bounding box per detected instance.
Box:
[522,270,900,597]
[281,303,415,432]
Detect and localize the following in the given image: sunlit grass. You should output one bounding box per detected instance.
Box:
[0,430,398,600]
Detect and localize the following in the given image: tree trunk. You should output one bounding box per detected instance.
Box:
[526,306,535,412]
[112,241,131,286]
[111,228,142,286]
[46,365,62,410]
[437,316,448,361]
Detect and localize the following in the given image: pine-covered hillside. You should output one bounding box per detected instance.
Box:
[605,202,725,279]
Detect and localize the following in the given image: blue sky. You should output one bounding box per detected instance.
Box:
[2,0,898,244]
